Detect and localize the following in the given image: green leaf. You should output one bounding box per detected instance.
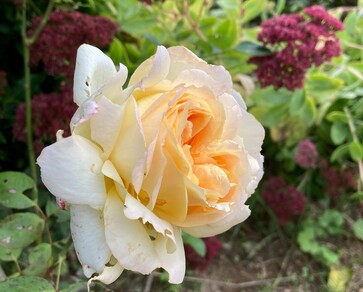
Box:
[289,90,304,115]
[326,111,348,123]
[0,213,44,249]
[0,247,22,262]
[349,141,363,161]
[300,96,316,126]
[210,18,239,50]
[60,282,87,292]
[0,172,35,209]
[182,233,206,257]
[259,104,289,127]
[305,73,344,104]
[318,210,344,236]
[242,0,266,24]
[23,243,53,276]
[235,41,271,56]
[330,122,348,145]
[330,144,349,163]
[0,276,54,291]
[275,0,286,14]
[108,38,126,65]
[352,219,363,240]
[216,0,241,18]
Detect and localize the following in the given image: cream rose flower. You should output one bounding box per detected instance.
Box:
[37,44,264,285]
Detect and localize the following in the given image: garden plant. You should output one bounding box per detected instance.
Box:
[0,0,362,291]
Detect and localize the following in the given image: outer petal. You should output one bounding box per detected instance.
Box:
[70,205,112,277]
[167,46,233,91]
[87,262,123,289]
[239,111,265,157]
[129,46,170,88]
[74,44,118,106]
[37,135,106,209]
[182,202,251,238]
[154,226,185,284]
[104,188,160,274]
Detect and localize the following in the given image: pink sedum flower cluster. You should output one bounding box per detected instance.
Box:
[320,160,356,198]
[262,177,306,225]
[28,10,119,79]
[249,5,343,90]
[295,139,319,169]
[37,44,264,285]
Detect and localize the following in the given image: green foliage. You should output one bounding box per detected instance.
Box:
[0,213,44,249]
[352,219,363,241]
[0,276,54,291]
[182,232,206,257]
[0,172,36,209]
[0,1,362,290]
[297,210,344,267]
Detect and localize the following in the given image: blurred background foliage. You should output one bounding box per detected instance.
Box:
[0,0,362,291]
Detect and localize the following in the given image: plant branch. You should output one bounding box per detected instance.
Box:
[21,0,54,205]
[344,107,363,185]
[182,0,207,41]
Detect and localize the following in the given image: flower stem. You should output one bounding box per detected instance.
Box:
[21,0,55,204]
[344,106,363,185]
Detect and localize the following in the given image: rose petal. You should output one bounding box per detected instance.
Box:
[37,135,106,209]
[110,97,147,185]
[87,262,123,289]
[182,201,251,237]
[124,193,176,253]
[70,205,112,277]
[167,46,233,90]
[104,188,160,274]
[91,96,125,158]
[129,46,170,88]
[73,44,118,106]
[154,226,185,284]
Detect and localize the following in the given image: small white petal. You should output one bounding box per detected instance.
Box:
[74,44,117,106]
[154,227,185,284]
[87,262,123,290]
[37,135,106,209]
[70,205,112,277]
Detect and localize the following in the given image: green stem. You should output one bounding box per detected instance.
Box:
[344,107,363,185]
[21,0,55,204]
[21,0,38,203]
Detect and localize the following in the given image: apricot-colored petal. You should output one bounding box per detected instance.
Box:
[182,202,251,237]
[110,97,146,185]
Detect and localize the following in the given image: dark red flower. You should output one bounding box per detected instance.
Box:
[295,139,319,169]
[320,160,357,198]
[184,237,223,271]
[13,84,77,154]
[262,177,306,225]
[249,5,343,90]
[28,10,119,79]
